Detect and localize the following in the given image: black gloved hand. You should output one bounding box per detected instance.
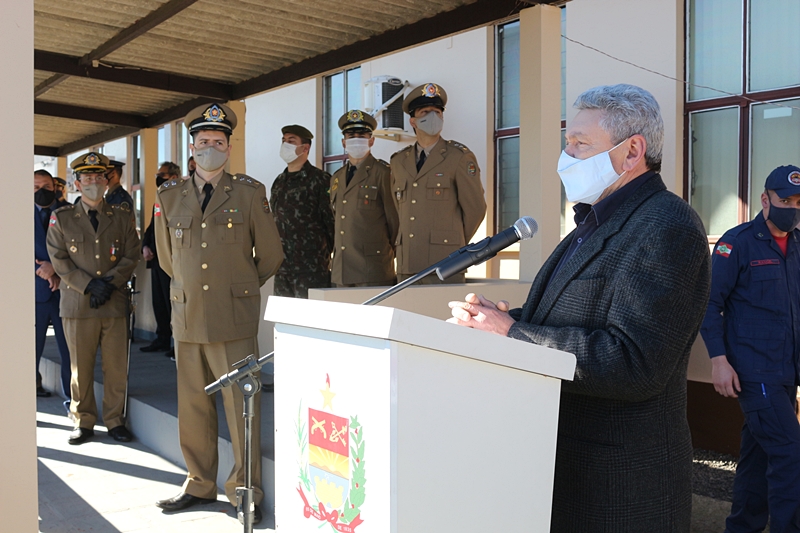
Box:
[89,294,100,309]
[85,277,116,306]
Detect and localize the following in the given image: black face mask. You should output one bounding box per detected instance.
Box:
[156,176,167,187]
[768,201,800,233]
[35,188,56,207]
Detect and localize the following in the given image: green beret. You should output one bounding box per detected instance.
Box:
[281,124,314,141]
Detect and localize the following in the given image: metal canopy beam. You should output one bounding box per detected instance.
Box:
[34,146,60,157]
[232,0,528,99]
[57,126,141,158]
[35,101,147,128]
[35,50,234,100]
[35,0,200,98]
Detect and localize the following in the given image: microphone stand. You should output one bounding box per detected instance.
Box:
[204,246,476,532]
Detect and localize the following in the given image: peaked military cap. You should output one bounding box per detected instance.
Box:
[184,103,237,135]
[338,109,377,133]
[53,177,66,186]
[281,124,314,141]
[107,159,125,169]
[402,83,448,115]
[71,152,110,174]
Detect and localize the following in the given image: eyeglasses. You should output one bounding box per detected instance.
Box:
[79,176,108,184]
[155,173,167,178]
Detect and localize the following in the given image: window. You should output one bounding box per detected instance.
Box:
[686,0,800,236]
[176,120,189,176]
[322,67,361,174]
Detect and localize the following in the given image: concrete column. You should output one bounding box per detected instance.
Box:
[518,5,563,281]
[140,128,159,228]
[56,156,67,182]
[228,100,247,175]
[1,1,38,531]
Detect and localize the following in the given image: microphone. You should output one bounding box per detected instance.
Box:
[436,216,538,280]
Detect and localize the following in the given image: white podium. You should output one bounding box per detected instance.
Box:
[265,296,575,533]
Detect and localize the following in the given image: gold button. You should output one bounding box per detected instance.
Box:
[365,195,369,199]
[411,200,416,204]
[96,271,102,275]
[341,246,346,250]
[377,250,381,254]
[201,222,207,228]
[410,216,415,221]
[201,263,208,269]
[444,239,448,243]
[340,230,345,235]
[413,183,418,187]
[177,223,181,227]
[341,215,345,219]
[437,183,441,186]
[95,254,100,259]
[201,242,207,248]
[228,218,232,222]
[244,290,249,294]
[227,223,232,228]
[203,285,209,291]
[342,200,347,204]
[409,233,414,238]
[173,296,178,300]
[95,239,99,243]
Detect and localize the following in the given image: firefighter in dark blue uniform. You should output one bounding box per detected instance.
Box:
[700,164,800,533]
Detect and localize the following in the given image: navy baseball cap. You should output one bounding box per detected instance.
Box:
[765,165,800,198]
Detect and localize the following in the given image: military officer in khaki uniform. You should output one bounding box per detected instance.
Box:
[391,83,487,283]
[330,110,399,287]
[46,152,140,445]
[154,103,283,523]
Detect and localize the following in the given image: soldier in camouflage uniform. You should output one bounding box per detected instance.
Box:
[270,125,335,298]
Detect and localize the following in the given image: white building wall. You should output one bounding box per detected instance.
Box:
[565,0,684,194]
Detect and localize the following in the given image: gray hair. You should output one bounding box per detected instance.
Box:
[573,84,664,173]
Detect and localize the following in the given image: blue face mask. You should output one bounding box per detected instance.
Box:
[768,200,800,232]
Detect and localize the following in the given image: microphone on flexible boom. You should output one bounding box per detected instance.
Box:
[435,216,538,280]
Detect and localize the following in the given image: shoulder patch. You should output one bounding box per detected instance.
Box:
[448,140,470,153]
[111,204,131,212]
[231,174,261,188]
[714,241,733,257]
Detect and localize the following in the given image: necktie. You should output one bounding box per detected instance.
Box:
[346,164,357,186]
[201,183,214,213]
[416,149,427,172]
[88,210,99,232]
[41,208,51,231]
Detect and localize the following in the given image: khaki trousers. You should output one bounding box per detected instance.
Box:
[62,316,128,430]
[176,338,262,506]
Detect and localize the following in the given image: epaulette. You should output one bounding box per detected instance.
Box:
[159,178,181,192]
[393,145,414,157]
[111,204,130,212]
[231,174,261,188]
[724,222,751,240]
[377,158,390,168]
[447,140,470,153]
[53,204,75,215]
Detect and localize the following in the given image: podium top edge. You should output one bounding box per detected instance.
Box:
[265,296,576,381]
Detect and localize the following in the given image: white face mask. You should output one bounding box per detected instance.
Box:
[344,138,370,160]
[193,146,229,172]
[415,111,443,136]
[80,183,106,202]
[557,139,628,204]
[280,142,301,164]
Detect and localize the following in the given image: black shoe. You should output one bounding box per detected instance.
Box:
[156,492,216,512]
[108,425,133,442]
[164,348,175,361]
[36,386,52,397]
[254,505,262,524]
[141,340,170,352]
[68,427,94,445]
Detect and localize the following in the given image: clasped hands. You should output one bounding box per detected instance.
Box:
[85,276,116,309]
[447,293,515,337]
[35,259,60,291]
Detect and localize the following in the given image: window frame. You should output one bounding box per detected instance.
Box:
[322,67,361,172]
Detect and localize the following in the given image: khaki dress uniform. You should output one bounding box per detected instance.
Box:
[154,169,283,506]
[390,137,486,283]
[46,200,140,430]
[331,153,399,286]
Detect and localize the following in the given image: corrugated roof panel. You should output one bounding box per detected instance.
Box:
[38,77,195,115]
[35,115,115,148]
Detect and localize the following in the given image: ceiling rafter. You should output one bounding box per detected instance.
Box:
[34,0,200,98]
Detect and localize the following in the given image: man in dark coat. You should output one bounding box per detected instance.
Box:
[449,84,711,532]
